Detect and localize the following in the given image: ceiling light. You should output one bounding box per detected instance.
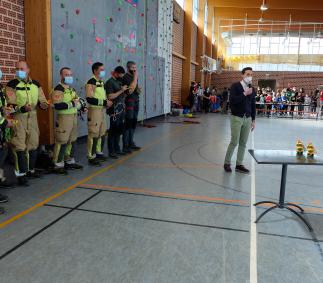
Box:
[260,0,268,11]
[259,17,264,22]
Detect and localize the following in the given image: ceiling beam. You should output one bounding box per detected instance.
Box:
[214,7,323,23]
[209,0,323,10]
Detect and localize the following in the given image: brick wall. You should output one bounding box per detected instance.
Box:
[0,0,25,82]
[211,71,323,93]
[171,56,183,104]
[191,64,196,82]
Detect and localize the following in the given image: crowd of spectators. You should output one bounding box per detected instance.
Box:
[255,85,323,118]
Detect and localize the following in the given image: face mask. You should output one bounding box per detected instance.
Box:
[64,76,73,85]
[0,70,2,80]
[99,70,106,79]
[244,76,252,85]
[16,70,27,80]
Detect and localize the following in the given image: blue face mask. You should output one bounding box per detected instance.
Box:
[0,70,2,80]
[64,76,74,85]
[99,70,106,79]
[16,70,27,80]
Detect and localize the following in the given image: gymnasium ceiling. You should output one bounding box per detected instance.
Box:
[209,0,323,35]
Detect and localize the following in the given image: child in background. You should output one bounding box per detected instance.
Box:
[210,94,217,112]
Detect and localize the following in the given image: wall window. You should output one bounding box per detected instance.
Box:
[192,0,199,24]
[227,35,323,55]
[204,3,208,35]
[175,0,185,8]
[239,63,323,72]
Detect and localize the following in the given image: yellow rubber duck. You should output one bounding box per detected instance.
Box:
[307,143,316,158]
[296,140,305,155]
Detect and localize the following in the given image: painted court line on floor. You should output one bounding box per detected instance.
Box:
[78,183,249,205]
[250,133,258,283]
[77,183,323,214]
[0,190,102,260]
[42,202,322,243]
[0,125,187,229]
[124,162,222,168]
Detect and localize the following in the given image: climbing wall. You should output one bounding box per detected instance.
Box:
[51,0,172,136]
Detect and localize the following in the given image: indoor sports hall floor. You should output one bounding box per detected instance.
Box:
[0,115,322,283]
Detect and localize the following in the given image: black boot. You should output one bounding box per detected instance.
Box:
[0,194,8,203]
[17,176,29,186]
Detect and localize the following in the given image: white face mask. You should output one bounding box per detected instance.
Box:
[244,76,252,85]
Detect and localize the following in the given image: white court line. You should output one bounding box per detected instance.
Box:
[250,133,258,283]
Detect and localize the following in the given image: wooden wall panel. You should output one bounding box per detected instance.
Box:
[25,0,53,145]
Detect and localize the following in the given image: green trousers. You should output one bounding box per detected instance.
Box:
[224,115,252,166]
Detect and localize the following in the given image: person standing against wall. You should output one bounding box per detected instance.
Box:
[6,61,49,186]
[224,67,256,174]
[51,67,84,174]
[122,61,141,153]
[86,62,112,166]
[105,66,129,159]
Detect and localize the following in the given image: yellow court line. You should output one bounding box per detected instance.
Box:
[124,162,222,169]
[0,125,187,229]
[80,184,323,214]
[80,183,249,205]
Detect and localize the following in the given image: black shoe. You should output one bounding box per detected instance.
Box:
[53,167,68,175]
[17,176,29,186]
[96,154,108,162]
[235,165,250,174]
[88,158,101,167]
[109,153,119,159]
[116,151,127,156]
[224,164,232,173]
[0,179,14,189]
[0,194,8,203]
[130,145,141,151]
[65,163,83,170]
[0,207,4,214]
[26,171,42,179]
[123,148,132,154]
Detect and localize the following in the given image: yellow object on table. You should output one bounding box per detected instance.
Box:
[307,143,316,158]
[296,140,305,155]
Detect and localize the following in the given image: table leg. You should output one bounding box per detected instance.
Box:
[254,201,277,206]
[278,164,287,208]
[254,163,313,231]
[286,203,304,213]
[255,204,278,223]
[285,207,313,231]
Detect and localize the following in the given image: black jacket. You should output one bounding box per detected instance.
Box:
[229,82,256,120]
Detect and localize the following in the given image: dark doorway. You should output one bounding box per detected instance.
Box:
[258,79,276,91]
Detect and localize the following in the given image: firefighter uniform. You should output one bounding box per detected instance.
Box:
[6,78,48,178]
[85,76,108,162]
[51,83,82,172]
